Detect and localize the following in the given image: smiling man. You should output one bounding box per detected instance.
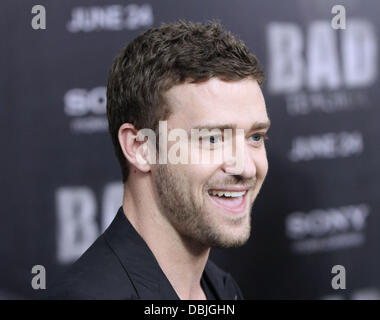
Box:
[49,20,270,300]
[153,77,269,251]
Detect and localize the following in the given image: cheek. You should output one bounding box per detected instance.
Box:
[180,164,207,189]
[184,164,215,199]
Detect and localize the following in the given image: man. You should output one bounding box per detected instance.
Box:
[49,20,270,300]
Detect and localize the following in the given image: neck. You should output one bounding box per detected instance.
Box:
[122,175,210,300]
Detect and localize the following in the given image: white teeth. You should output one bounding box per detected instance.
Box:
[209,190,246,198]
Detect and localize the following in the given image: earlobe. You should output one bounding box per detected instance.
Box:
[118,123,151,174]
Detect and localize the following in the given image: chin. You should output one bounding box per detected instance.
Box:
[207,227,251,248]
[211,237,250,249]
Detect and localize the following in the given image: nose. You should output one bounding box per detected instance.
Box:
[222,142,257,179]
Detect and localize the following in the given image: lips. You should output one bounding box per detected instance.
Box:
[208,189,248,214]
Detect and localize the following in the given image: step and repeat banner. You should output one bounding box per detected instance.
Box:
[1,0,379,299]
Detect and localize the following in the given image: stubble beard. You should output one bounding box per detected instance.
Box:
[153,164,252,248]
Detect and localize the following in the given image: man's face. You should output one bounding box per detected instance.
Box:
[151,77,269,248]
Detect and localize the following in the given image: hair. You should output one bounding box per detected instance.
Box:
[106,20,265,182]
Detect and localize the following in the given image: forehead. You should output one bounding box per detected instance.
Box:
[164,77,268,129]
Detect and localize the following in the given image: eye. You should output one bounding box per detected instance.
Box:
[249,133,268,145]
[209,135,222,144]
[199,135,223,149]
[200,135,222,144]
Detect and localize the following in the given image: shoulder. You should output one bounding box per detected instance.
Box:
[206,259,244,300]
[47,235,137,300]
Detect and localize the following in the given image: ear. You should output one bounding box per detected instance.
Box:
[118,123,151,174]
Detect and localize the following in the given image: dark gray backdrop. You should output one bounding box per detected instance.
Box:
[1,0,379,299]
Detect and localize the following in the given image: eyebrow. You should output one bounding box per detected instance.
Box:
[190,120,271,132]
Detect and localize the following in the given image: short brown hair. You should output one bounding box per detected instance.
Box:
[106,20,264,182]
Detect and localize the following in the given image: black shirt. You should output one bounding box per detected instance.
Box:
[48,206,244,300]
[201,272,217,300]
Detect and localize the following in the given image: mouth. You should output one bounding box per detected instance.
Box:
[207,188,249,215]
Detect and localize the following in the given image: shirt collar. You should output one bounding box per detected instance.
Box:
[103,206,227,300]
